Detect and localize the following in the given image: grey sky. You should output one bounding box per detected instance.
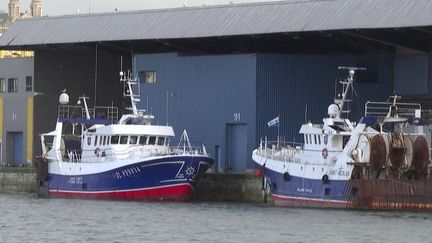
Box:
[0,0,279,16]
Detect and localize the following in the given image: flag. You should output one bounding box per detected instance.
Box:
[267,116,279,127]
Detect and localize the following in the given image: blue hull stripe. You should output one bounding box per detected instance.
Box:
[48,156,213,193]
[265,168,349,203]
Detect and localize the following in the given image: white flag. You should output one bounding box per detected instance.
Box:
[267,116,279,127]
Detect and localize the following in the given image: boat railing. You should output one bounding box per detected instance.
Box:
[57,105,119,123]
[57,142,209,163]
[260,140,303,150]
[365,101,421,118]
[256,138,303,161]
[59,148,115,163]
[170,144,209,156]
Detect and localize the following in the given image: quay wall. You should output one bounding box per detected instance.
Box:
[0,167,37,193]
[196,173,267,203]
[0,167,267,203]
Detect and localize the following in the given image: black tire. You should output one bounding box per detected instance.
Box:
[283,172,290,181]
[322,174,329,184]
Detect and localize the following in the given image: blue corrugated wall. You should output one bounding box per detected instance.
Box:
[256,54,394,144]
[134,53,394,172]
[134,53,257,172]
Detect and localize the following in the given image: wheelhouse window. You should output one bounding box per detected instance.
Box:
[94,136,98,146]
[305,135,309,144]
[25,76,32,92]
[8,78,18,93]
[148,136,156,145]
[130,136,138,145]
[318,135,321,145]
[139,71,156,84]
[139,136,147,145]
[0,78,5,93]
[111,136,119,144]
[157,137,165,146]
[120,136,128,144]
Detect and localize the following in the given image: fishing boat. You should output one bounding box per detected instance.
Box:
[252,67,432,210]
[38,70,213,201]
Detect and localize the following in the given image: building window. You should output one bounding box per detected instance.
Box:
[0,79,5,93]
[139,71,156,84]
[8,78,18,93]
[26,76,32,92]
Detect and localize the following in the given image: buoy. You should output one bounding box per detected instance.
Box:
[322,148,328,159]
[255,168,263,177]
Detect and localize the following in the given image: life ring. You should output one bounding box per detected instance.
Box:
[94,147,101,157]
[283,172,290,181]
[322,148,328,159]
[322,174,329,184]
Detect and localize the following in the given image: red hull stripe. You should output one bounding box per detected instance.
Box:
[48,183,195,202]
[272,194,347,208]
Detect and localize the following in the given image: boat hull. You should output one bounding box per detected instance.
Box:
[264,167,432,210]
[264,167,349,208]
[46,155,213,202]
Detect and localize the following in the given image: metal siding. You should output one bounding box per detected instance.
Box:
[2,0,432,46]
[394,56,429,95]
[256,54,393,143]
[134,53,256,172]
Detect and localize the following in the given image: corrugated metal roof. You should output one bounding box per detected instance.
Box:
[1,0,432,47]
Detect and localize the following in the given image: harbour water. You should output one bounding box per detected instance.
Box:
[1,193,432,243]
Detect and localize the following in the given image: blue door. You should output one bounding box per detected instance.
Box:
[12,132,24,166]
[226,124,247,172]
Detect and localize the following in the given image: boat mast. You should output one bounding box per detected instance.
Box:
[120,70,141,116]
[334,66,366,119]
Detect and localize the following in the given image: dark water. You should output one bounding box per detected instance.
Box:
[1,193,432,243]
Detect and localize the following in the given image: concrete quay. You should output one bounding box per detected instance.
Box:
[0,167,267,203]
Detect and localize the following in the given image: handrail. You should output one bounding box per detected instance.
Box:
[365,101,421,118]
[57,143,209,163]
[58,105,118,121]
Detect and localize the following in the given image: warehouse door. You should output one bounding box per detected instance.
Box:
[9,132,23,166]
[226,124,247,172]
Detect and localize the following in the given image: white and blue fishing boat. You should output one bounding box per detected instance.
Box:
[39,71,213,201]
[253,67,432,210]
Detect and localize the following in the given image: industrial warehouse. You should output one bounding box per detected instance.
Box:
[0,0,431,176]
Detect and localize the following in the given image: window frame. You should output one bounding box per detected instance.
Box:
[0,78,6,93]
[7,78,18,93]
[139,71,157,84]
[25,76,32,92]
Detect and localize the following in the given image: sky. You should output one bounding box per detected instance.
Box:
[0,0,281,16]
